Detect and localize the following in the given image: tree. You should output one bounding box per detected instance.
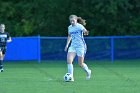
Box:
[0,0,139,36]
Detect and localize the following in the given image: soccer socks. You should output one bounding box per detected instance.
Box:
[82,63,89,72]
[82,63,91,80]
[0,60,3,69]
[67,63,91,80]
[67,64,74,77]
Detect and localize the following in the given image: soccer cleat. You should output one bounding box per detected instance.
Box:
[86,69,91,80]
[70,77,74,82]
[0,68,4,72]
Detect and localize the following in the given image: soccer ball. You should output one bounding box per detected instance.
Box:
[63,73,72,82]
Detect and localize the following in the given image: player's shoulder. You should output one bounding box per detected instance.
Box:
[76,23,84,27]
[3,32,9,35]
[68,25,73,30]
[5,32,9,34]
[0,32,7,34]
[76,23,85,30]
[68,25,72,28]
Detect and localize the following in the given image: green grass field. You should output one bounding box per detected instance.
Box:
[0,60,140,93]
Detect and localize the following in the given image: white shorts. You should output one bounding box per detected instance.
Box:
[68,46,86,57]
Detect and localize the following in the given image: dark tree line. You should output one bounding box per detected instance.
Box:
[0,0,140,36]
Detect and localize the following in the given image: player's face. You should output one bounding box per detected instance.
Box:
[70,18,77,26]
[0,25,5,33]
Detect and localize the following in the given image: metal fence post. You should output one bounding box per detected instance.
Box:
[111,37,114,63]
[38,35,41,63]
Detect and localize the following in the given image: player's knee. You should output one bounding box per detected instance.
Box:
[0,53,3,58]
[78,62,83,68]
[67,58,72,64]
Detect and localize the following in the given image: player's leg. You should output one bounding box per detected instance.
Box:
[77,48,91,80]
[67,52,76,77]
[67,47,76,81]
[0,48,6,72]
[0,51,4,72]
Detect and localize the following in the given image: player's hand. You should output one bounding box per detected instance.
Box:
[64,46,68,52]
[84,31,89,35]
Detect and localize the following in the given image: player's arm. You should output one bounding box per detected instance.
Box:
[64,34,71,52]
[83,29,89,35]
[7,33,12,43]
[80,24,89,35]
[7,37,12,42]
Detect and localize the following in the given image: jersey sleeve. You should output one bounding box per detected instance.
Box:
[78,24,86,32]
[6,32,11,39]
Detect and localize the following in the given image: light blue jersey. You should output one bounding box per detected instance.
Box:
[68,23,86,49]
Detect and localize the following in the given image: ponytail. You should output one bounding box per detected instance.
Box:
[77,17,86,26]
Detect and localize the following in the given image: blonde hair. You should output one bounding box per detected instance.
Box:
[69,15,86,26]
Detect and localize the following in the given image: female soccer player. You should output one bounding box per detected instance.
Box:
[64,15,91,81]
[0,24,12,72]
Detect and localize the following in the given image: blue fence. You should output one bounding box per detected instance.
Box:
[4,36,140,63]
[5,36,40,62]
